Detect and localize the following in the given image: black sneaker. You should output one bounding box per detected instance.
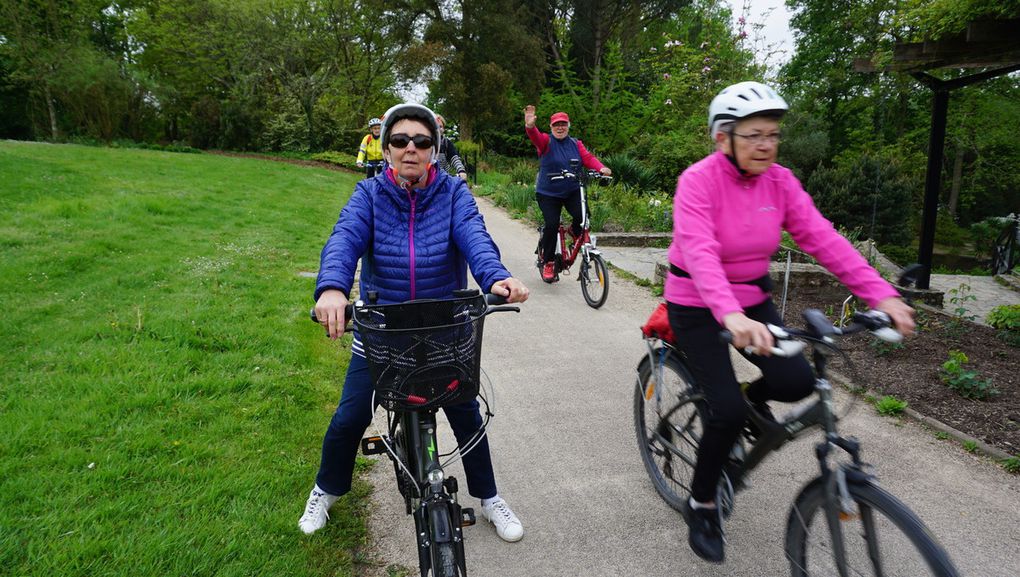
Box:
[682,500,725,563]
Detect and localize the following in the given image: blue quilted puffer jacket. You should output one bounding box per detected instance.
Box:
[315,167,511,304]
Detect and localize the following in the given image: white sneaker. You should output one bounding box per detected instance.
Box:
[298,486,339,535]
[480,498,524,542]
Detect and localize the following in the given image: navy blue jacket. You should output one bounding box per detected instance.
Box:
[315,167,511,304]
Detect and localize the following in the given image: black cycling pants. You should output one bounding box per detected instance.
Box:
[536,190,583,263]
[365,162,383,179]
[667,299,815,503]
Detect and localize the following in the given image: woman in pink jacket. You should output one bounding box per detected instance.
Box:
[666,82,916,563]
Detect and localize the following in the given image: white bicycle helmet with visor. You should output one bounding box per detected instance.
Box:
[367,117,382,128]
[708,81,788,138]
[379,103,441,158]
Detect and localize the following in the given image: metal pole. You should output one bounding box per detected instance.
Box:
[917,86,949,289]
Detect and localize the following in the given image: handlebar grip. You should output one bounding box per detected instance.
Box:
[485,293,508,306]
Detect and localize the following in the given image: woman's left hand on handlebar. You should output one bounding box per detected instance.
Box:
[599,167,612,176]
[491,277,530,303]
[875,297,915,337]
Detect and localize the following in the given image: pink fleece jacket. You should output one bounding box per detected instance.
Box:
[665,151,900,324]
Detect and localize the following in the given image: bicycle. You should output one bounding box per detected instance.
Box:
[363,159,385,179]
[633,271,960,576]
[990,214,1019,275]
[311,289,519,577]
[533,159,613,308]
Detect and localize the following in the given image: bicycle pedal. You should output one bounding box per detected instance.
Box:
[460,507,477,527]
[360,436,386,455]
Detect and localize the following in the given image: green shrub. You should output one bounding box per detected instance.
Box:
[940,350,998,400]
[806,151,915,245]
[874,395,908,416]
[456,139,481,158]
[1002,456,1020,474]
[986,304,1020,331]
[986,304,1020,347]
[506,159,538,186]
[311,150,359,170]
[602,152,658,192]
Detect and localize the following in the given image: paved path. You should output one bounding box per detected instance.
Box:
[360,199,1020,577]
[598,247,1020,325]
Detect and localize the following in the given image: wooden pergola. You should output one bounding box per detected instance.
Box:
[855,19,1020,289]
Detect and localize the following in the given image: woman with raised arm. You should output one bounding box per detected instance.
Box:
[524,104,612,283]
[301,103,529,543]
[666,81,915,563]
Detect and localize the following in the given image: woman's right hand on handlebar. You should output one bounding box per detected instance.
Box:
[722,311,775,356]
[315,289,349,340]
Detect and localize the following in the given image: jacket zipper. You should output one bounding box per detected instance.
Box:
[408,189,417,299]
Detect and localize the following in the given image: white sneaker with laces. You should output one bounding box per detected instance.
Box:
[298,486,339,535]
[480,498,524,542]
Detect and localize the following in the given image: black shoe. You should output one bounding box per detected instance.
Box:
[682,500,725,563]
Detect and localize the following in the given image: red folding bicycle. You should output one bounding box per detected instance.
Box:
[534,161,613,309]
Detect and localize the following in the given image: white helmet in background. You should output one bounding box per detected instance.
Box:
[367,117,382,128]
[379,102,441,157]
[708,81,788,138]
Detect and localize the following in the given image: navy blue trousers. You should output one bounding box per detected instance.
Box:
[315,354,498,499]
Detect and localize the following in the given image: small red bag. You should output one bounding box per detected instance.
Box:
[641,302,675,343]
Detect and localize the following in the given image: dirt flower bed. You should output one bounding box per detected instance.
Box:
[786,288,1019,457]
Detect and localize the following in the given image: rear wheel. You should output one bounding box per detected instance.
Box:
[633,350,704,512]
[580,253,609,308]
[786,478,960,577]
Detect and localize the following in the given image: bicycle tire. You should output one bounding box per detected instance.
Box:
[785,477,960,577]
[580,254,609,308]
[428,507,460,577]
[633,351,705,512]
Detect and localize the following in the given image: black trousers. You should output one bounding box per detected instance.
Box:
[667,299,815,503]
[536,190,582,263]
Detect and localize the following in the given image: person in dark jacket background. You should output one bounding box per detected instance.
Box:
[301,103,529,542]
[435,114,468,180]
[524,104,612,283]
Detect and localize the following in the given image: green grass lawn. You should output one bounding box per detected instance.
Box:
[0,141,373,576]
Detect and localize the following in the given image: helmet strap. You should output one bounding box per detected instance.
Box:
[724,126,750,177]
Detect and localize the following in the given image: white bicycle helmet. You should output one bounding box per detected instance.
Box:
[379,103,441,157]
[708,81,788,138]
[367,117,382,128]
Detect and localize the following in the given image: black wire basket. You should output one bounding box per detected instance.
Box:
[354,294,488,411]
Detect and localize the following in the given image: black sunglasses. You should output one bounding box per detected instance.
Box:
[388,133,434,149]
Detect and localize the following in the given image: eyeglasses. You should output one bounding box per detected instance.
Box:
[388,133,434,149]
[731,132,782,145]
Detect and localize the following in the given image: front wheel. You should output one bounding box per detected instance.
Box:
[785,477,960,577]
[580,253,609,308]
[431,541,458,577]
[427,501,462,577]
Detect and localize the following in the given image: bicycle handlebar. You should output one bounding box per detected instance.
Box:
[720,309,901,358]
[308,292,519,333]
[548,168,613,186]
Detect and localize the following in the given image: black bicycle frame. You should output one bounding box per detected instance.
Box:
[649,343,865,494]
[391,409,467,576]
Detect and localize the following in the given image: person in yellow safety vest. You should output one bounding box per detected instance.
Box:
[356,117,385,178]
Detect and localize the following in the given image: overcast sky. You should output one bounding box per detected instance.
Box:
[730,0,797,71]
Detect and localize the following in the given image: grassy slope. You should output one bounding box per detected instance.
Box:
[0,141,372,576]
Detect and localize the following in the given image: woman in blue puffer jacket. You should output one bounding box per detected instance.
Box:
[300,103,530,543]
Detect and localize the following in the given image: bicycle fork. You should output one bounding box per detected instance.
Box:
[409,411,471,577]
